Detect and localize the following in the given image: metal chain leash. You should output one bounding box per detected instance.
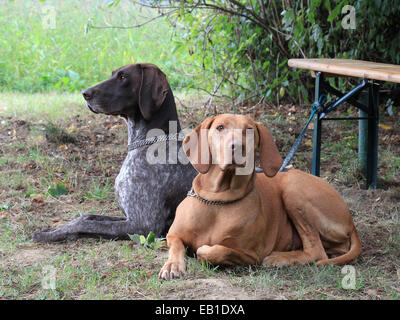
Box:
[278,94,327,172]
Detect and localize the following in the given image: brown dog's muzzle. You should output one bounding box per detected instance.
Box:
[226,140,245,165]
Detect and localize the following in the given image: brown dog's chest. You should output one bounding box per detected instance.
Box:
[171,176,301,262]
[178,189,271,255]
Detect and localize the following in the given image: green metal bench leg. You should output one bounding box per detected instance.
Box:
[358,84,379,189]
[312,72,322,176]
[312,114,322,176]
[309,74,378,187]
[358,101,368,174]
[367,83,379,189]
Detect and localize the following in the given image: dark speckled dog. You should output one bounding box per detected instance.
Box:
[32,63,196,242]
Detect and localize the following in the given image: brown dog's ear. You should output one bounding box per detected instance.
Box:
[138,65,169,121]
[183,117,215,174]
[255,122,283,177]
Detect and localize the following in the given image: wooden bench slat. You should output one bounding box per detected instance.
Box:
[288,59,400,83]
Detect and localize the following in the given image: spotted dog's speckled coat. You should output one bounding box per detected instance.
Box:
[114,116,195,236]
[32,63,196,242]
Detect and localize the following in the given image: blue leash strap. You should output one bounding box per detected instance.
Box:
[278,95,327,172]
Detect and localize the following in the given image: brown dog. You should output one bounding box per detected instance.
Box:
[159,114,362,279]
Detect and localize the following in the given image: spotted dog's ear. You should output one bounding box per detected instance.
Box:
[138,64,169,121]
[183,117,215,174]
[255,122,282,177]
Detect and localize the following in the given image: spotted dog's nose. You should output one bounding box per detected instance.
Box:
[82,88,94,101]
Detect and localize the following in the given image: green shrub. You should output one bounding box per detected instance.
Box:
[2,0,400,105]
[145,0,400,103]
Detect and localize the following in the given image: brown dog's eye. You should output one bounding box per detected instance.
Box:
[216,125,224,131]
[119,73,127,81]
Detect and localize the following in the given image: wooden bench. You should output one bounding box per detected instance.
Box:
[288,59,400,189]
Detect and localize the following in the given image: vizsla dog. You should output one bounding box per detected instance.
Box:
[159,114,361,279]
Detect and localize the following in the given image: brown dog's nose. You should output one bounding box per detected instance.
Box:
[82,89,93,101]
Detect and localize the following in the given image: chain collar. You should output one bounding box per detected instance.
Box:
[187,188,247,206]
[128,132,185,152]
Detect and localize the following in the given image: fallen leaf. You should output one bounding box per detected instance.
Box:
[304,139,313,147]
[105,124,116,130]
[66,125,76,133]
[379,124,392,130]
[70,260,81,267]
[59,144,68,150]
[366,289,378,296]
[363,248,378,255]
[0,212,10,219]
[24,163,37,170]
[31,196,45,204]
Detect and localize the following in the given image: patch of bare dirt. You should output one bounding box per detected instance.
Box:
[163,278,255,300]
[1,244,57,267]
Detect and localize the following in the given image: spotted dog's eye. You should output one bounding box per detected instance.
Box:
[216,125,224,131]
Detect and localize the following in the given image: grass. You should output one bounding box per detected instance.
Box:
[84,179,113,201]
[0,92,399,300]
[0,0,196,93]
[0,92,85,121]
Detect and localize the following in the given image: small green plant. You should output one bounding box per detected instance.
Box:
[43,122,76,144]
[84,179,112,201]
[128,231,164,250]
[0,203,12,212]
[47,182,68,198]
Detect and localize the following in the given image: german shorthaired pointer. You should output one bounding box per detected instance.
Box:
[32,63,197,242]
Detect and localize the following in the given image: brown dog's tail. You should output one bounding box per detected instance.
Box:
[316,227,362,266]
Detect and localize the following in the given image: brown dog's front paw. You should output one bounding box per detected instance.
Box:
[158,260,186,280]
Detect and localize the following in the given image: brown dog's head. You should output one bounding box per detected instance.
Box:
[82,63,169,120]
[183,114,282,177]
